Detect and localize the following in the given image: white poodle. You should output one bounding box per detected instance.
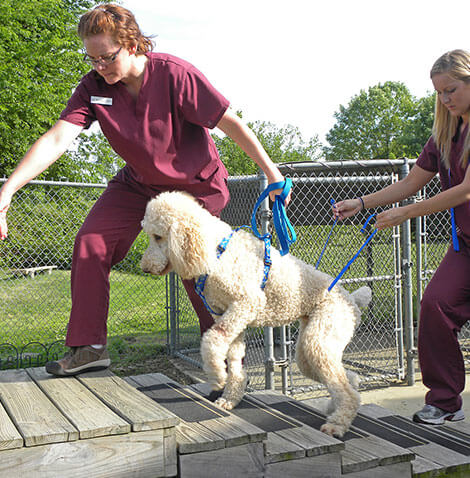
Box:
[140,191,372,437]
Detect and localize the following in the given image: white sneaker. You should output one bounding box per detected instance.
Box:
[413,404,465,425]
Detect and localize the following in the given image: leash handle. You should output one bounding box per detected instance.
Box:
[328,214,377,291]
[251,178,296,256]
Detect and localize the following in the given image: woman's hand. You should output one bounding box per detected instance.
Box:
[0,189,12,240]
[268,177,292,204]
[375,207,409,230]
[332,198,363,220]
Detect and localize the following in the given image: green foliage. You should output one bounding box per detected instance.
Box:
[51,131,125,182]
[325,81,434,161]
[212,111,324,175]
[0,0,96,176]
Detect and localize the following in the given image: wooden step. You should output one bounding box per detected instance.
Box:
[356,402,470,477]
[125,373,273,477]
[0,368,179,477]
[191,383,414,477]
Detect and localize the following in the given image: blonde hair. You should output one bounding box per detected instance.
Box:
[430,49,470,169]
[78,4,154,54]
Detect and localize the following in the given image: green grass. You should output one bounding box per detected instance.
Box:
[0,269,169,349]
[0,229,449,372]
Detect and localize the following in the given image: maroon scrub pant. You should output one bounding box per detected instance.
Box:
[65,168,229,347]
[419,243,470,412]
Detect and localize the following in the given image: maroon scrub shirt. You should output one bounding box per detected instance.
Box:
[60,52,231,345]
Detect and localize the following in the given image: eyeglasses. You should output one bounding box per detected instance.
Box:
[83,47,122,66]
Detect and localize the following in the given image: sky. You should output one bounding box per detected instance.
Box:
[121,0,470,145]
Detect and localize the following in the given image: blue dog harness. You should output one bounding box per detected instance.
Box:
[195,179,296,316]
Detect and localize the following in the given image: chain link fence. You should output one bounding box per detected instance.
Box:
[168,160,470,397]
[0,179,169,370]
[1,161,469,398]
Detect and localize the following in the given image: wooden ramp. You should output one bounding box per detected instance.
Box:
[128,373,470,477]
[0,368,179,477]
[2,368,469,477]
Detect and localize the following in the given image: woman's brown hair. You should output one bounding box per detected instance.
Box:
[78,4,154,54]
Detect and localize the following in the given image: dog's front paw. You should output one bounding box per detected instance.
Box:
[320,422,346,438]
[215,397,235,410]
[207,372,227,391]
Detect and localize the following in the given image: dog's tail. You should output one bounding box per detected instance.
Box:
[351,286,372,308]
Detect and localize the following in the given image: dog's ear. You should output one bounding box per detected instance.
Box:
[168,216,209,279]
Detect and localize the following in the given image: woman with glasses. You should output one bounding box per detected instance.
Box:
[0,4,287,376]
[333,49,470,426]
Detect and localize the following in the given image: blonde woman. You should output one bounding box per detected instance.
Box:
[0,4,285,376]
[334,49,470,425]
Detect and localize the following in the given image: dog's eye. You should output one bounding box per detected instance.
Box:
[153,234,162,241]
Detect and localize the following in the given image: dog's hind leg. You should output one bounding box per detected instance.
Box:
[215,331,247,410]
[318,364,360,437]
[297,316,360,438]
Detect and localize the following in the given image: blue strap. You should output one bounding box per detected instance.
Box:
[251,178,296,256]
[216,230,236,258]
[448,170,460,252]
[195,274,223,316]
[316,199,338,270]
[260,235,272,290]
[328,214,377,291]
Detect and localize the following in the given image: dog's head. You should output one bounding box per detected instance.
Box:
[140,191,210,279]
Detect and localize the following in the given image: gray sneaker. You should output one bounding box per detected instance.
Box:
[45,346,111,376]
[413,404,465,425]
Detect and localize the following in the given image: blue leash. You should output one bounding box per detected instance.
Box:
[196,179,296,315]
[327,213,377,291]
[316,199,378,291]
[251,178,297,256]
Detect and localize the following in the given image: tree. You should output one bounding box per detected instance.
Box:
[213,112,324,176]
[325,82,434,161]
[0,0,96,177]
[50,131,125,183]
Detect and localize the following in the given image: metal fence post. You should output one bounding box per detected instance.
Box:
[258,170,275,390]
[167,272,178,356]
[399,160,416,385]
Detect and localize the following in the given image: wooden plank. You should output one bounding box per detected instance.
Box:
[178,442,265,478]
[265,452,343,477]
[0,369,78,446]
[341,435,414,474]
[124,376,226,454]
[0,429,174,478]
[27,368,130,439]
[134,373,266,445]
[77,369,179,432]
[249,391,344,456]
[346,461,413,478]
[0,400,23,451]
[162,426,178,477]
[410,454,445,476]
[263,432,305,464]
[340,438,380,473]
[410,442,470,468]
[359,403,398,419]
[127,373,266,450]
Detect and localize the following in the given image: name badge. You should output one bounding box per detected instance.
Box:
[91,96,113,106]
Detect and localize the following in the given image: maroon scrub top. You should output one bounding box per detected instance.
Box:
[416,123,470,246]
[60,52,230,189]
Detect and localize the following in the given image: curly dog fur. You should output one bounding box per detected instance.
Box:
[141,191,372,437]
